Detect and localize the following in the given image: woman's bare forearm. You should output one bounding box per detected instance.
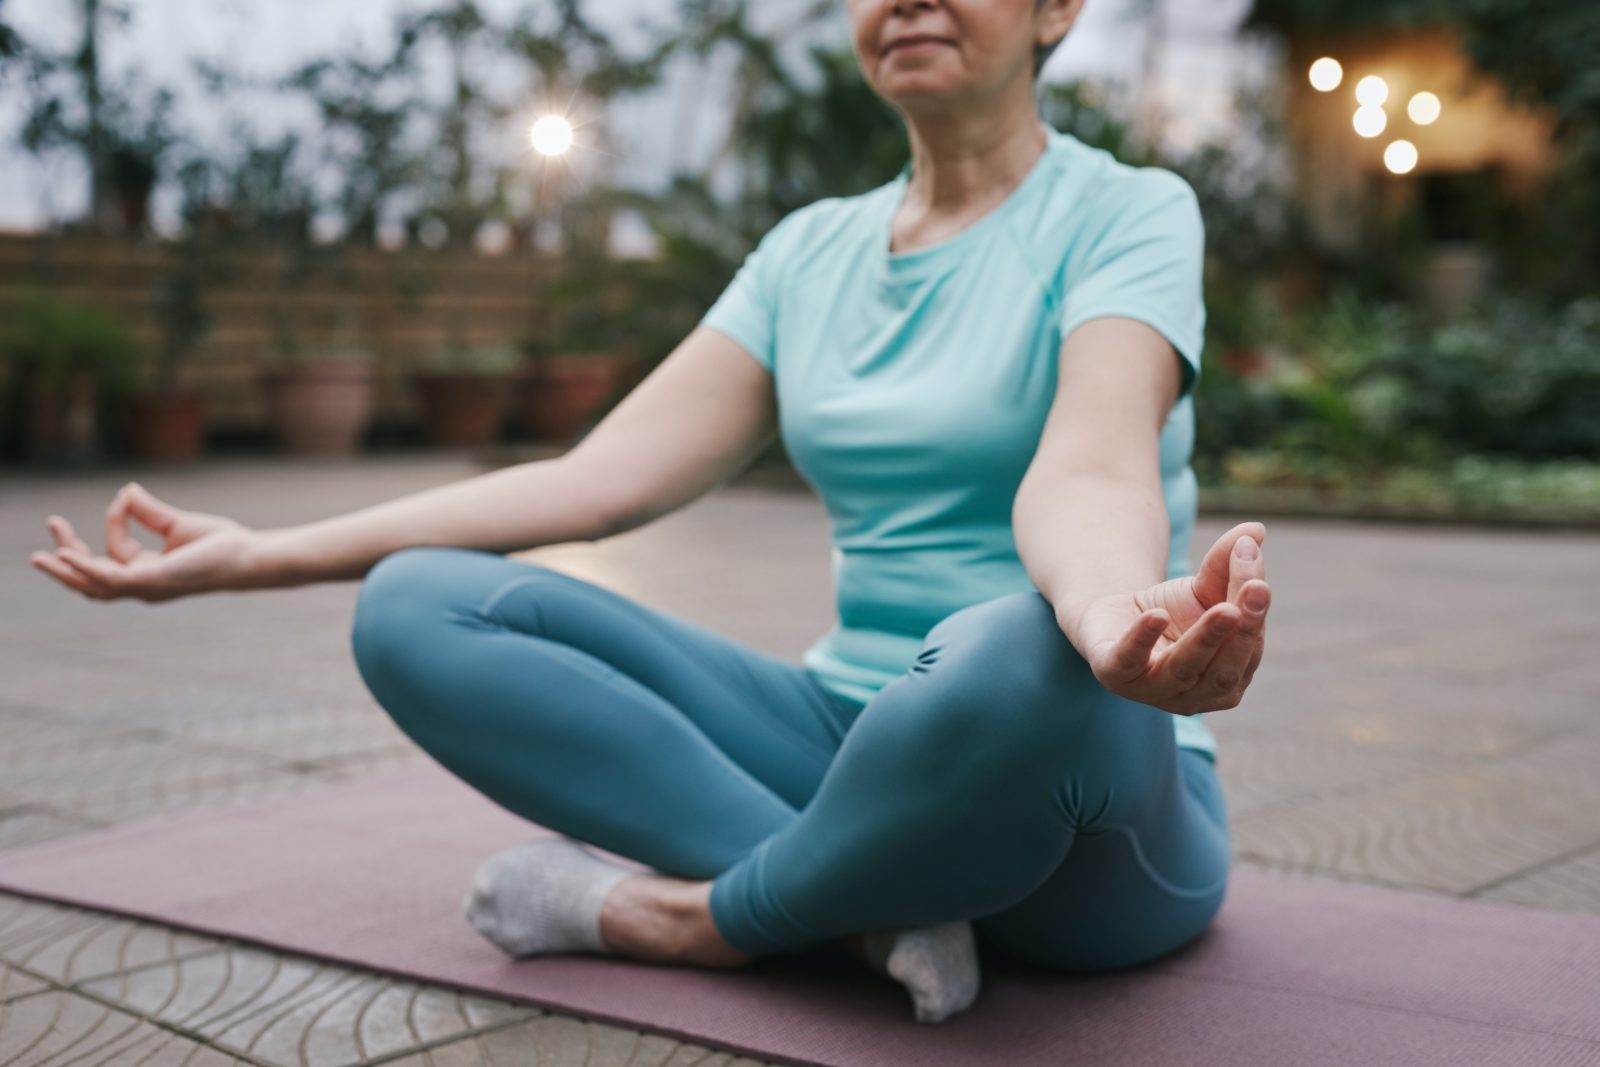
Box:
[1013,470,1169,638]
[245,457,616,588]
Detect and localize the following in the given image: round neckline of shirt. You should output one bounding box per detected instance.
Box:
[877,122,1064,284]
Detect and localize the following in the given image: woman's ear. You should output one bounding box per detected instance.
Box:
[1038,0,1087,51]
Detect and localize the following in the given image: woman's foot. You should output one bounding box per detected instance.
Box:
[462,837,750,967]
[463,837,633,957]
[840,921,982,1024]
[464,838,980,1022]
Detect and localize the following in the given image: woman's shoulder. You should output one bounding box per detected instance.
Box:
[1044,130,1199,223]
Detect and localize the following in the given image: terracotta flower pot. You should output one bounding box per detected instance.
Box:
[124,387,208,462]
[515,353,635,443]
[262,362,375,456]
[412,372,513,448]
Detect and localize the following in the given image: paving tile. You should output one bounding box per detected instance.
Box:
[1474,843,1600,916]
[0,893,221,985]
[139,704,414,766]
[0,987,253,1065]
[0,740,311,825]
[1482,721,1600,785]
[62,767,359,826]
[1226,656,1590,759]
[0,700,334,825]
[0,807,104,850]
[387,1013,775,1067]
[0,656,197,721]
[1230,759,1600,895]
[1,960,48,1004]
[1208,728,1442,817]
[0,713,271,799]
[305,748,432,782]
[78,944,535,1067]
[0,708,161,808]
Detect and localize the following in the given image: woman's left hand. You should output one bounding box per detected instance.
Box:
[1059,521,1271,717]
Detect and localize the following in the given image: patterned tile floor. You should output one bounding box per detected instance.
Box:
[2,452,1597,1065]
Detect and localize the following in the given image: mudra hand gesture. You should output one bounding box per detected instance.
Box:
[28,482,259,602]
[1067,521,1270,717]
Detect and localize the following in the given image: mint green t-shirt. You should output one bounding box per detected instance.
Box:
[700,125,1217,761]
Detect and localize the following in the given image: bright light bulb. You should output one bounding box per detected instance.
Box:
[1384,139,1418,174]
[1355,75,1389,107]
[1407,91,1441,125]
[1308,57,1343,92]
[530,115,574,157]
[1352,105,1387,138]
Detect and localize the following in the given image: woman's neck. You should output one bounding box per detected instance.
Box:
[893,82,1049,247]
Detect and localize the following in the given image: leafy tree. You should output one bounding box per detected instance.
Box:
[14,0,178,233]
[1455,0,1600,286]
[284,47,420,246]
[396,1,503,248]
[0,0,22,72]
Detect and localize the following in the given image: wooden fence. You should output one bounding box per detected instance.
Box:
[0,232,567,433]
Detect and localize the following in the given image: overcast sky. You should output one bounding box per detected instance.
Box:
[0,0,1271,236]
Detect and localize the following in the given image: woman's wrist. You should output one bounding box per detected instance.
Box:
[1052,595,1096,658]
[242,527,316,589]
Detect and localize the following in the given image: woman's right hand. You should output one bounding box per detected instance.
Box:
[29,481,264,602]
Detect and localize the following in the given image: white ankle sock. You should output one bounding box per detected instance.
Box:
[859,920,982,1023]
[462,837,633,957]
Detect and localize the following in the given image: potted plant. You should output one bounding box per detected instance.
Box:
[121,239,217,462]
[261,310,377,456]
[412,336,520,447]
[515,275,639,443]
[2,294,139,465]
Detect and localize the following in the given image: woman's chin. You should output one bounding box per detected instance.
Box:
[879,74,973,110]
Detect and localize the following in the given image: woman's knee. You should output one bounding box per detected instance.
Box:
[928,591,1100,726]
[350,545,481,681]
[909,591,1100,761]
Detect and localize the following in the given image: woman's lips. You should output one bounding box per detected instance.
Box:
[884,36,954,56]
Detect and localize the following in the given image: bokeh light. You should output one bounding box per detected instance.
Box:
[1384,139,1419,174]
[530,115,574,157]
[1308,57,1343,92]
[1408,91,1441,126]
[1353,106,1387,138]
[1355,75,1389,107]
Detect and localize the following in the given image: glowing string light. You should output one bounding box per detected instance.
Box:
[1308,57,1343,92]
[1353,105,1387,138]
[1407,91,1441,125]
[1384,139,1418,174]
[1355,75,1389,107]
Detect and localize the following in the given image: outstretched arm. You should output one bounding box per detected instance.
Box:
[1012,315,1271,716]
[30,325,778,599]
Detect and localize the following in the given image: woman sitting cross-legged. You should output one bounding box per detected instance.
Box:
[28,0,1272,1026]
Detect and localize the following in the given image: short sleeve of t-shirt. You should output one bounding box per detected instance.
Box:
[698,208,813,373]
[1056,169,1206,400]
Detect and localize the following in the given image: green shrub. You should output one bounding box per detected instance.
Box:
[0,293,142,395]
[1196,290,1600,474]
[1384,297,1600,458]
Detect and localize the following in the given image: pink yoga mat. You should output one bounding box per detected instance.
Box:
[2,762,1598,1066]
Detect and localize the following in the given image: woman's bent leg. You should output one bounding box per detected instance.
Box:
[707,590,1231,961]
[349,546,847,880]
[972,747,1228,971]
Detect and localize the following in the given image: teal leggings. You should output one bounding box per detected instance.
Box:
[350,546,1230,967]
